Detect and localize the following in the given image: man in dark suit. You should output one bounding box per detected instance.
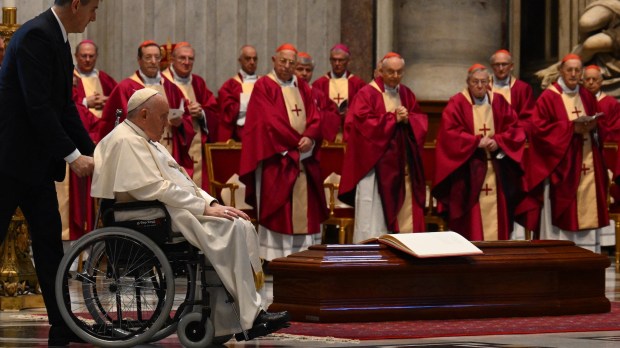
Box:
[0,0,100,346]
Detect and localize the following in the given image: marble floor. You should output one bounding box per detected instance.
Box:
[0,255,618,348]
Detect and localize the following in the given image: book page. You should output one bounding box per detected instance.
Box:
[379,231,483,258]
[572,112,603,123]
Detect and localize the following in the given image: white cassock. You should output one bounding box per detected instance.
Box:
[91,120,263,335]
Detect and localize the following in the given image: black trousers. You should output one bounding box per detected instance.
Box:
[0,174,64,326]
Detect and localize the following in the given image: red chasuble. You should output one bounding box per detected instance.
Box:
[64,99,100,239]
[338,77,428,232]
[311,87,341,142]
[312,70,366,139]
[217,74,257,141]
[239,76,327,235]
[73,70,117,143]
[519,83,608,232]
[99,72,195,174]
[163,68,220,190]
[597,93,620,143]
[433,91,525,240]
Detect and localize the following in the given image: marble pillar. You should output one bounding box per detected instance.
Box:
[395,0,507,101]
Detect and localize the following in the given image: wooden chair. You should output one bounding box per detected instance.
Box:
[204,140,257,223]
[602,142,620,271]
[421,142,446,231]
[318,141,354,244]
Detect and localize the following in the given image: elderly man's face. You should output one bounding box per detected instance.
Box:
[75,43,97,73]
[239,47,258,75]
[380,58,405,89]
[467,70,490,99]
[295,63,314,83]
[273,50,297,82]
[491,52,513,81]
[329,50,349,76]
[143,95,170,142]
[559,59,583,90]
[172,46,194,78]
[583,69,603,95]
[138,45,162,78]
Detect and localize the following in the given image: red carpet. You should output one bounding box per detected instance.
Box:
[279,302,620,340]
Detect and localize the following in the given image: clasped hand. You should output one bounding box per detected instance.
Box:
[395,106,409,123]
[478,136,498,152]
[574,119,598,134]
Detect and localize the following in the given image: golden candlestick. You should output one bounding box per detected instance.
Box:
[0,7,19,44]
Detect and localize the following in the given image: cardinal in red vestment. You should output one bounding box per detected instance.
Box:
[517,55,609,240]
[433,64,526,241]
[338,52,428,243]
[239,44,327,261]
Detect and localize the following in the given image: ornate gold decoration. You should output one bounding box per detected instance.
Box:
[0,209,44,310]
[0,6,19,43]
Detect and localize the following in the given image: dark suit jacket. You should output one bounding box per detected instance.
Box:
[0,9,94,185]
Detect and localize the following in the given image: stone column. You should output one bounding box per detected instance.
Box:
[394,0,507,101]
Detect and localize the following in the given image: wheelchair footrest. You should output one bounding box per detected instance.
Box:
[234,321,290,341]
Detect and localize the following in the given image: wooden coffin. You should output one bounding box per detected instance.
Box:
[268,240,611,322]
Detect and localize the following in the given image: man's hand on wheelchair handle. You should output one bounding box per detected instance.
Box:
[205,202,251,221]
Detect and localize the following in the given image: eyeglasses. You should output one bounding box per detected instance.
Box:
[278,58,296,66]
[470,79,489,86]
[492,63,511,68]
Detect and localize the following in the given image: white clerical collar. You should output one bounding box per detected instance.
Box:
[330,71,347,79]
[139,70,162,86]
[385,84,399,94]
[272,70,297,87]
[50,7,68,43]
[77,68,98,78]
[474,94,489,105]
[494,75,510,87]
[558,77,579,94]
[124,119,149,140]
[596,90,602,99]
[170,65,191,84]
[240,69,257,82]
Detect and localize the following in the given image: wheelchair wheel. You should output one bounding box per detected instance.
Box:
[148,259,197,342]
[177,311,214,348]
[56,227,175,348]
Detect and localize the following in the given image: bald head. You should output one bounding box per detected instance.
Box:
[583,66,603,95]
[238,45,258,75]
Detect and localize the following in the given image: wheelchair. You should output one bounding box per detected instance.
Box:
[54,200,274,348]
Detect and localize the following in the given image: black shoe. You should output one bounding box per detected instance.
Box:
[253,309,290,327]
[235,310,291,341]
[48,324,85,346]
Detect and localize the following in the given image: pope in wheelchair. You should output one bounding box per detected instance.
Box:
[58,88,289,346]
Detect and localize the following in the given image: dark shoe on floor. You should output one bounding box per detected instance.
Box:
[235,310,291,341]
[48,324,85,346]
[253,309,290,327]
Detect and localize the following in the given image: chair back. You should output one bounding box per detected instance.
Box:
[204,140,243,196]
[317,141,346,180]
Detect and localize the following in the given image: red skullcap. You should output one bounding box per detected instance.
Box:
[331,43,350,55]
[494,49,511,57]
[585,64,601,72]
[175,41,192,49]
[298,52,312,59]
[276,43,297,53]
[140,40,158,48]
[562,53,581,63]
[468,63,487,73]
[79,39,95,46]
[382,52,402,61]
